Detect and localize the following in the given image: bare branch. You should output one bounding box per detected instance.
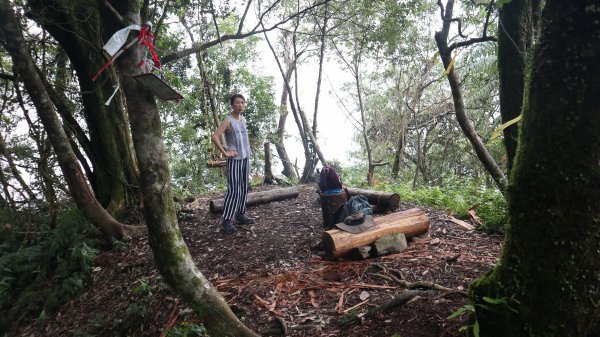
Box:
[161,0,330,64]
[153,0,171,40]
[209,0,222,42]
[449,35,497,52]
[237,0,253,35]
[482,0,495,37]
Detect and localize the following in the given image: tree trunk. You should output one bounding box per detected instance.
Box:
[322,208,429,258]
[346,188,400,211]
[354,63,375,186]
[392,82,409,179]
[0,0,133,240]
[209,186,300,213]
[27,0,140,217]
[498,0,531,173]
[263,142,274,184]
[263,27,328,181]
[470,1,600,336]
[311,2,328,136]
[274,36,297,179]
[113,6,257,336]
[435,0,507,193]
[0,131,37,201]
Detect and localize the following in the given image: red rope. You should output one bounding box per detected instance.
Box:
[137,25,161,69]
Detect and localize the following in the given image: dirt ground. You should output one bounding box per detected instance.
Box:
[15,184,503,337]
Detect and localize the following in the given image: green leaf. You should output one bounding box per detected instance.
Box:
[447,304,474,319]
[482,296,506,304]
[473,320,480,337]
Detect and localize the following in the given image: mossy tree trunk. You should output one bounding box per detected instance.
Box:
[470,1,600,336]
[27,0,140,217]
[114,4,257,336]
[497,0,532,173]
[0,0,135,240]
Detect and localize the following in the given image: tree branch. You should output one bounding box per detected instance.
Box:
[102,0,127,26]
[153,0,171,40]
[237,0,253,35]
[161,0,330,64]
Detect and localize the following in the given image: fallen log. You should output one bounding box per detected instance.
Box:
[209,186,300,213]
[346,188,400,211]
[322,208,429,258]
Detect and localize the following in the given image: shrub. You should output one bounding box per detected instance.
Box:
[0,207,101,334]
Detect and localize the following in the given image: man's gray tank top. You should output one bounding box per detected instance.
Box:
[225,114,251,159]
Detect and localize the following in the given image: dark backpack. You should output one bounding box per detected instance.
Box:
[318,166,343,192]
[335,195,373,224]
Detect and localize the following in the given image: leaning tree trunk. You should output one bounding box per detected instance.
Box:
[0,0,134,240]
[113,6,257,337]
[498,0,532,173]
[435,0,506,193]
[470,1,600,336]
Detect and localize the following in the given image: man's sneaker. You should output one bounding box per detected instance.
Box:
[235,213,255,224]
[221,219,237,234]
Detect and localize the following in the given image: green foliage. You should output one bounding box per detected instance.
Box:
[448,297,519,336]
[340,166,508,232]
[167,322,208,337]
[112,303,149,335]
[399,178,507,232]
[0,208,102,334]
[132,278,152,295]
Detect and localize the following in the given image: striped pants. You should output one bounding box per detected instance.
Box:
[222,157,250,220]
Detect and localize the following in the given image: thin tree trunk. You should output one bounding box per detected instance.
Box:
[262,26,328,182]
[0,0,135,239]
[0,131,37,201]
[471,1,600,335]
[312,2,328,135]
[263,141,274,184]
[274,33,297,179]
[392,82,409,179]
[291,19,318,181]
[354,67,374,186]
[0,166,16,210]
[435,0,506,193]
[17,90,59,226]
[112,4,257,336]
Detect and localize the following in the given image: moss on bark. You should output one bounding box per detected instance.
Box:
[470,2,600,336]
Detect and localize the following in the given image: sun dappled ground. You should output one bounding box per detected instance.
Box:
[15,184,502,337]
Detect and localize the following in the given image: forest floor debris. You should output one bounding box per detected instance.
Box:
[15,184,503,337]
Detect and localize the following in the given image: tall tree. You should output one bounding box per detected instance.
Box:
[470,1,600,335]
[1,0,263,334]
[107,2,259,335]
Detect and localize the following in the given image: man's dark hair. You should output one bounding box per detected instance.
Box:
[229,93,245,106]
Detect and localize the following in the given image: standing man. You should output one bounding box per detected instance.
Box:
[212,94,255,234]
